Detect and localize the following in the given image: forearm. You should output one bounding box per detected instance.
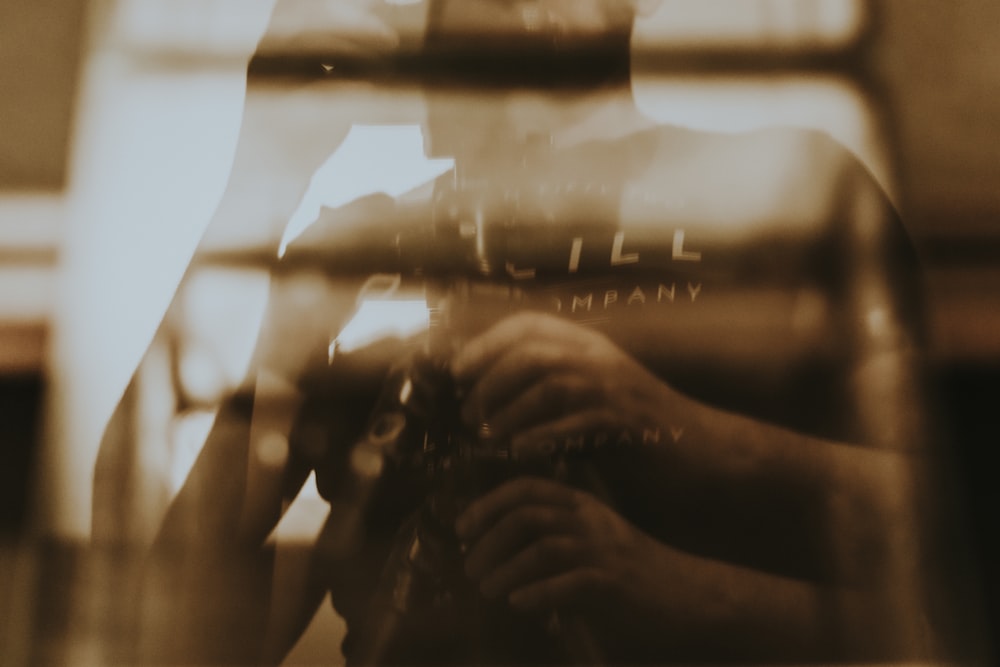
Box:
[456,471,916,664]
[451,311,917,583]
[620,382,916,584]
[144,372,314,662]
[141,537,276,664]
[607,538,910,663]
[140,390,267,662]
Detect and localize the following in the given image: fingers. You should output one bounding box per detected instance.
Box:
[487,375,604,442]
[479,535,584,599]
[463,367,608,438]
[451,313,635,442]
[458,341,566,426]
[464,505,579,579]
[455,477,580,543]
[509,567,614,611]
[510,409,622,459]
[458,482,596,604]
[457,478,629,613]
[451,312,581,383]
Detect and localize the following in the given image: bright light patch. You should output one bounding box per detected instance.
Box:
[866,307,889,339]
[178,343,227,404]
[170,411,217,495]
[279,125,454,257]
[635,0,864,49]
[255,430,290,469]
[330,299,430,359]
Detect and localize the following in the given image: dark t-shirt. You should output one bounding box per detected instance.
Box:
[282,124,922,665]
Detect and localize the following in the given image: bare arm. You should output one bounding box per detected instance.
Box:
[96,267,362,665]
[451,312,930,661]
[454,311,916,577]
[456,476,909,663]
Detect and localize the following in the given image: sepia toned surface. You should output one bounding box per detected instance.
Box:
[1,1,998,666]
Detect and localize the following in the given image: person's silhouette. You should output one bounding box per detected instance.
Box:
[97,2,940,665]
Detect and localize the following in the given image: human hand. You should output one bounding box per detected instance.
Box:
[450,312,680,459]
[456,477,669,613]
[455,474,695,666]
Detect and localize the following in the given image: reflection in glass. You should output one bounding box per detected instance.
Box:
[36,1,987,666]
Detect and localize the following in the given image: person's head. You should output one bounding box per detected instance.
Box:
[422,0,660,88]
[421,1,659,157]
[427,0,640,42]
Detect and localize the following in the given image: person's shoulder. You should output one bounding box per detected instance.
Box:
[644,123,858,186]
[623,124,879,236]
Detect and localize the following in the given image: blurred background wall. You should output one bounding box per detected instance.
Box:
[874,2,1000,652]
[0,0,997,663]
